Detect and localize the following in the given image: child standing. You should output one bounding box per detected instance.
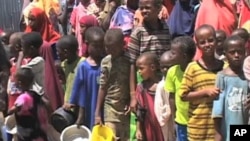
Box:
[135,52,164,141]
[8,67,48,141]
[94,29,130,141]
[70,27,105,129]
[165,36,196,141]
[179,25,225,141]
[212,35,249,141]
[56,35,85,110]
[215,30,227,60]
[154,50,177,141]
[20,32,45,96]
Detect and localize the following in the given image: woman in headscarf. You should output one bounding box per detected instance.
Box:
[78,15,99,57]
[25,7,61,43]
[22,0,61,32]
[193,0,237,60]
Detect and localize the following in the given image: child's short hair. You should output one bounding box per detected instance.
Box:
[231,28,249,42]
[16,67,34,85]
[138,52,160,68]
[104,28,124,45]
[172,36,196,59]
[223,35,245,51]
[195,24,216,40]
[85,26,105,43]
[57,35,78,52]
[21,32,43,49]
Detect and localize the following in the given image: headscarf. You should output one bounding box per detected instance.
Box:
[25,8,61,43]
[79,15,99,57]
[39,41,64,111]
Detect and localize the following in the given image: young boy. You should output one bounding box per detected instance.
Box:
[231,28,250,55]
[179,25,225,141]
[215,30,227,60]
[56,35,85,110]
[165,36,196,141]
[95,29,130,141]
[21,32,45,96]
[154,50,177,141]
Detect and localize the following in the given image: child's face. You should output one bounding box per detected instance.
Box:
[160,57,174,76]
[88,39,105,58]
[170,43,184,64]
[139,0,159,22]
[136,57,155,80]
[0,32,9,45]
[80,24,87,36]
[21,40,37,58]
[225,40,246,67]
[104,40,124,57]
[215,32,226,56]
[196,28,217,57]
[56,45,67,61]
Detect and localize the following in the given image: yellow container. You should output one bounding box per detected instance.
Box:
[91,125,115,141]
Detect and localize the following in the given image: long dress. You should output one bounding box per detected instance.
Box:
[70,60,100,129]
[136,84,164,141]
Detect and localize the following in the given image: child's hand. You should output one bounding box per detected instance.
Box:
[136,129,143,141]
[75,118,84,129]
[94,116,103,125]
[244,95,250,110]
[124,105,131,115]
[130,98,137,113]
[204,88,221,98]
[62,103,75,111]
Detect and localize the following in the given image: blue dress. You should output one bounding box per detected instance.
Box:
[212,72,249,141]
[70,60,100,129]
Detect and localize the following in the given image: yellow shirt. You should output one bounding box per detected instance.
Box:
[179,61,224,141]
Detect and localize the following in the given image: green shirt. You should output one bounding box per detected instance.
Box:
[165,65,189,125]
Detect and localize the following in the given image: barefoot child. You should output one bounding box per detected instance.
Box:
[95,29,130,141]
[135,52,164,141]
[180,24,225,141]
[212,35,249,141]
[70,27,105,129]
[8,67,48,141]
[165,36,196,141]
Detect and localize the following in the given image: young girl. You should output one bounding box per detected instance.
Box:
[70,26,105,130]
[8,67,48,141]
[212,35,249,141]
[135,52,164,141]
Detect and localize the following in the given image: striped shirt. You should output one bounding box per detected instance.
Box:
[179,61,224,141]
[125,20,171,63]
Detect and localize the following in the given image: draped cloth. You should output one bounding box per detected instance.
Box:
[25,8,61,43]
[194,0,237,60]
[239,0,250,32]
[39,41,64,111]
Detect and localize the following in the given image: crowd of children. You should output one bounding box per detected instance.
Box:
[0,0,250,141]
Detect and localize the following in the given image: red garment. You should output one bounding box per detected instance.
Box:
[79,15,99,57]
[136,84,164,141]
[194,0,237,60]
[163,0,174,14]
[25,7,60,43]
[239,0,250,30]
[40,41,64,110]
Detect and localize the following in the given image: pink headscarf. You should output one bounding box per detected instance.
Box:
[79,15,99,57]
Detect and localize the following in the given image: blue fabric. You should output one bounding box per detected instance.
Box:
[70,60,101,129]
[176,123,188,141]
[1,126,13,141]
[109,5,134,35]
[212,73,249,141]
[167,0,199,38]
